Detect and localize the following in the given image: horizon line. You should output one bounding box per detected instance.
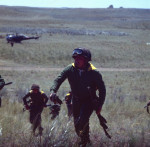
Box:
[0,5,149,9]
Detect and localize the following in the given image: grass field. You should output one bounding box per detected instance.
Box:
[0,70,150,146]
[0,6,150,147]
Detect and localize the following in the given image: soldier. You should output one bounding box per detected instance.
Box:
[0,75,5,107]
[50,48,106,146]
[23,84,48,136]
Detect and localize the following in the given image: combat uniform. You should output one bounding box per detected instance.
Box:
[50,63,106,143]
[23,89,48,134]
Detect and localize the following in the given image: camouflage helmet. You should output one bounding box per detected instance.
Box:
[72,48,91,61]
[31,84,40,90]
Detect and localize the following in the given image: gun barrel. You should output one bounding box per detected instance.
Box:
[4,82,13,86]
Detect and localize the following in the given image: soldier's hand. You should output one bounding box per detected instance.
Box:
[25,105,30,110]
[96,106,102,115]
[50,93,57,103]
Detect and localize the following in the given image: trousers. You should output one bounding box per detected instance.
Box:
[72,97,93,140]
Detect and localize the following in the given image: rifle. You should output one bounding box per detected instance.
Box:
[87,86,111,139]
[97,114,111,139]
[0,82,13,90]
[55,96,63,105]
[50,95,63,105]
[46,104,61,119]
[4,82,13,86]
[49,95,62,119]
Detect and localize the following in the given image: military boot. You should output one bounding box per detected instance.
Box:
[78,136,91,147]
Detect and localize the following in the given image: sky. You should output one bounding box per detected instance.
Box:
[0,0,149,9]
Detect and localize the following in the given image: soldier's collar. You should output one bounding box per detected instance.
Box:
[72,63,96,71]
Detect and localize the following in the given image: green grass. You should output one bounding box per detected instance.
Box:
[0,6,150,68]
[1,31,150,68]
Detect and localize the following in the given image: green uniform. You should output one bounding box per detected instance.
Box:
[23,90,48,134]
[50,63,106,106]
[50,63,106,145]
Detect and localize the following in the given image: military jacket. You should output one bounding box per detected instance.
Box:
[23,90,48,107]
[50,63,106,106]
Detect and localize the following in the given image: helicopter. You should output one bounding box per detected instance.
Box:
[6,33,40,47]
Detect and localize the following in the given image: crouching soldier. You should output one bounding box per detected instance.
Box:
[0,75,5,107]
[23,84,48,136]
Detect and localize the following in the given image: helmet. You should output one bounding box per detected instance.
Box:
[72,48,91,61]
[31,84,40,90]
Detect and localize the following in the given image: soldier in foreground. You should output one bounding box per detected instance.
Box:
[49,48,106,146]
[23,84,48,136]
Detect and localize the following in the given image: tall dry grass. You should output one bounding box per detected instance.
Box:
[0,70,150,146]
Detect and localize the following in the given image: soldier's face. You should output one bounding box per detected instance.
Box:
[74,56,87,69]
[33,89,39,93]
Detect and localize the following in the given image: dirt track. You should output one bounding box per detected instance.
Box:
[0,66,150,72]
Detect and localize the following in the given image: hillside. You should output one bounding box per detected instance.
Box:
[0,6,150,68]
[0,6,150,33]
